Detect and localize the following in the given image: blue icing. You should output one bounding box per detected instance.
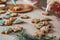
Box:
[3,15,11,19]
[11,0,16,5]
[14,18,23,23]
[0,27,12,32]
[0,20,5,25]
[37,23,42,28]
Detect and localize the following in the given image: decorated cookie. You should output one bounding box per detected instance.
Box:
[21,15,29,19]
[13,18,24,24]
[32,18,40,24]
[1,31,10,34]
[42,21,49,26]
[0,0,7,3]
[4,20,12,26]
[12,27,23,32]
[42,18,51,21]
[42,13,49,16]
[10,13,18,17]
[9,17,16,22]
[35,31,45,37]
[13,6,22,11]
[0,10,6,14]
[34,23,43,29]
[40,26,50,33]
[0,4,6,9]
[47,24,52,28]
[0,20,5,26]
[3,14,11,19]
[1,27,12,34]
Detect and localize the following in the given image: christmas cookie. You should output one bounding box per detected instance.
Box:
[40,26,50,33]
[32,18,40,24]
[9,17,16,22]
[46,24,52,28]
[21,15,29,19]
[34,23,43,29]
[3,14,11,19]
[10,13,18,17]
[0,20,5,26]
[9,4,33,13]
[12,27,23,33]
[4,17,16,26]
[0,0,7,3]
[35,31,45,37]
[13,18,24,24]
[1,27,12,34]
[0,4,6,9]
[42,18,51,21]
[40,21,49,26]
[4,20,12,26]
[0,10,6,14]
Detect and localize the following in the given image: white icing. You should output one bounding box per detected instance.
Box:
[14,6,20,10]
[0,4,5,7]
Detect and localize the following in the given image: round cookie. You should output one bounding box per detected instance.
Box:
[0,10,6,14]
[21,15,29,19]
[35,31,45,37]
[10,13,18,17]
[32,18,40,24]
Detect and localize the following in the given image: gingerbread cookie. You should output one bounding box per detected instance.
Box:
[42,12,50,16]
[21,15,29,19]
[4,20,12,26]
[40,26,50,33]
[12,27,23,33]
[42,18,51,21]
[9,17,16,22]
[9,4,33,13]
[10,13,18,17]
[13,18,24,24]
[40,21,49,26]
[0,0,7,3]
[1,27,12,34]
[35,31,45,37]
[32,18,40,24]
[0,4,6,9]
[4,17,16,26]
[34,23,43,29]
[0,10,6,14]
